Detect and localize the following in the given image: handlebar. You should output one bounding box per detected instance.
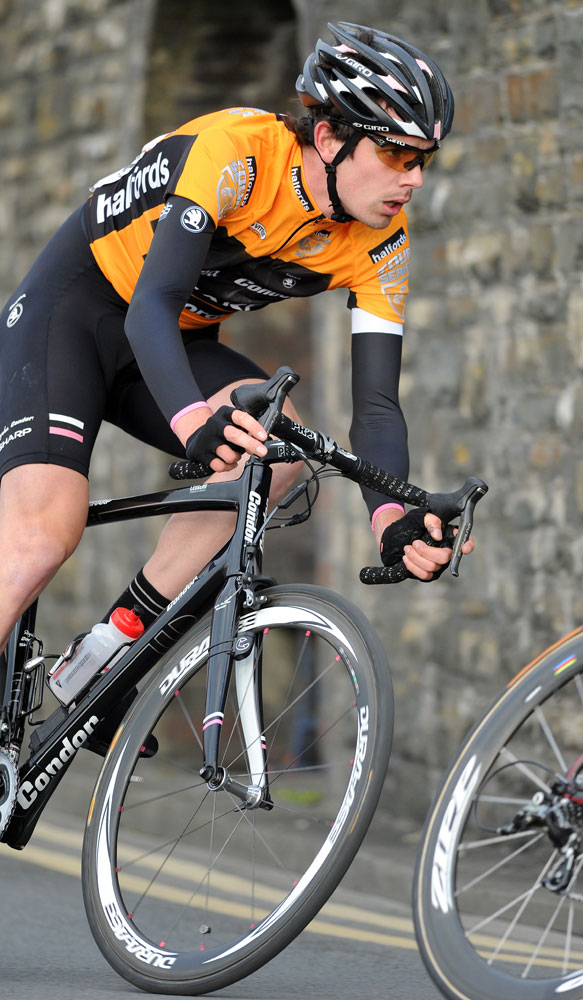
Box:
[168,458,213,480]
[359,476,487,584]
[168,366,488,584]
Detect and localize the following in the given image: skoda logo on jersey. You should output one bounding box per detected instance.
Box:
[282,276,296,290]
[180,206,209,234]
[6,293,26,328]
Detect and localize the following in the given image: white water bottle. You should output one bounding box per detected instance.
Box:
[48,607,144,706]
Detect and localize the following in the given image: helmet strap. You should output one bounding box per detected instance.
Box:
[314,127,362,223]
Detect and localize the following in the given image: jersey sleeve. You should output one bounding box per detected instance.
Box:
[169,128,257,227]
[347,217,410,331]
[124,196,216,426]
[349,331,410,521]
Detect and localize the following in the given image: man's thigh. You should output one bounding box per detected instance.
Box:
[0,464,89,549]
[106,335,270,456]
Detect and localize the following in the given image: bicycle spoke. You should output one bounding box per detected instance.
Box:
[459,829,542,852]
[563,895,575,976]
[225,791,295,876]
[225,657,349,778]
[267,630,311,753]
[176,690,204,753]
[415,641,583,998]
[477,794,533,806]
[129,801,212,921]
[118,786,249,873]
[532,704,567,774]
[520,891,566,977]
[85,592,392,994]
[268,706,354,786]
[120,779,206,812]
[466,847,558,939]
[263,655,338,743]
[498,746,552,793]
[455,832,545,897]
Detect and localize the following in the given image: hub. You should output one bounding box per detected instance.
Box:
[202,765,266,809]
[499,779,583,894]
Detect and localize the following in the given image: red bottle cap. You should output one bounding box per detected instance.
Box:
[110,607,145,638]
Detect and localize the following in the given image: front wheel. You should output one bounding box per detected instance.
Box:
[82,585,393,995]
[414,627,583,1000]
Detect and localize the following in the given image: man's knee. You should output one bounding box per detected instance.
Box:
[2,517,81,590]
[270,457,303,503]
[19,517,82,565]
[0,463,89,586]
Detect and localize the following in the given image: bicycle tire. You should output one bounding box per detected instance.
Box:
[413,626,583,1000]
[82,584,393,995]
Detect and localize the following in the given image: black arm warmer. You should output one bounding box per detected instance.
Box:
[349,332,409,520]
[124,196,215,425]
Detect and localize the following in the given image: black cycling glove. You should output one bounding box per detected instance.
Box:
[185,406,245,465]
[380,507,455,581]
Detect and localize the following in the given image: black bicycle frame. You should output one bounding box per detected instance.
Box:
[0,362,488,850]
[1,450,281,850]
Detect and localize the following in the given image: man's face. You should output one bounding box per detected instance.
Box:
[335,132,435,229]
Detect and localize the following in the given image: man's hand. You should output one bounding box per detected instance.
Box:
[403,512,474,581]
[378,508,474,582]
[184,405,268,473]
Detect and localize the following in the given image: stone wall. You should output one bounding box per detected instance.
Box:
[0,0,307,642]
[0,0,160,640]
[297,0,583,827]
[1,0,582,828]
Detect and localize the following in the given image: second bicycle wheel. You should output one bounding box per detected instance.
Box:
[414,626,583,1000]
[82,584,393,995]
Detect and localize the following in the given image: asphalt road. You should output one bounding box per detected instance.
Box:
[0,771,443,1000]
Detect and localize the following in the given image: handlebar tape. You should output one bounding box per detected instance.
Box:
[168,460,213,480]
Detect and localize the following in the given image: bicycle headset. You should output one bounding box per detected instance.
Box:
[295,21,455,223]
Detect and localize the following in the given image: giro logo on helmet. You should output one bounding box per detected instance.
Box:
[180,206,209,233]
[295,21,454,222]
[335,54,374,77]
[296,21,454,142]
[354,125,406,136]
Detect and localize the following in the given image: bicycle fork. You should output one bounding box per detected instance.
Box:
[199,577,271,810]
[199,463,272,810]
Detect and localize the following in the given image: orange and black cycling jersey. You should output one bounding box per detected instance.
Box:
[82,109,412,513]
[83,108,410,333]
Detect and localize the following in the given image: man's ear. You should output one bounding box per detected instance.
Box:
[313,120,342,164]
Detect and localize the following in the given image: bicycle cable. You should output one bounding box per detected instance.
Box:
[471,758,561,834]
[253,452,327,541]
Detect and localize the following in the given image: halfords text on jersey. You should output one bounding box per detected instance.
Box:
[95,153,170,224]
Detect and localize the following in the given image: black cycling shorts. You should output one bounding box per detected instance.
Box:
[0,207,267,481]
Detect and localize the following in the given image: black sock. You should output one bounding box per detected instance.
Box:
[101,568,170,629]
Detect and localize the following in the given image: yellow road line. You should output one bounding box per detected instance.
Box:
[29,819,415,933]
[4,826,583,972]
[1,837,416,949]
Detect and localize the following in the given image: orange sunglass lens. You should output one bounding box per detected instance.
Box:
[375,146,438,172]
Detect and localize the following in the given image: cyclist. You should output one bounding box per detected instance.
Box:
[0,22,473,674]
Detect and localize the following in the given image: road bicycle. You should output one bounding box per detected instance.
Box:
[414,625,583,1000]
[0,366,487,995]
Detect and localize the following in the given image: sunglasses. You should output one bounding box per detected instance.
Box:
[366,133,440,172]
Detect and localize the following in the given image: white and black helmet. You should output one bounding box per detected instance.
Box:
[297,21,454,142]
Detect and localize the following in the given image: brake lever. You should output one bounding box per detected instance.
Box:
[449,490,481,576]
[427,478,488,577]
[230,366,299,428]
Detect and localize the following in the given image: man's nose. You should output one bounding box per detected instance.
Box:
[404,165,424,189]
